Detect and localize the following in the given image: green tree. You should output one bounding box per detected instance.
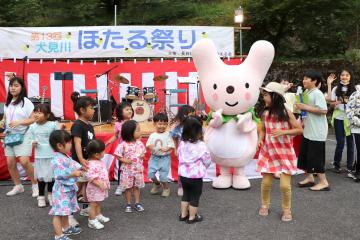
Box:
[243,0,357,58]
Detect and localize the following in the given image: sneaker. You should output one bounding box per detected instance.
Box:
[37,196,46,208]
[63,226,82,236]
[125,205,132,213]
[134,203,144,212]
[80,206,90,217]
[177,187,183,196]
[150,184,161,195]
[353,172,360,182]
[32,184,39,198]
[347,171,356,180]
[161,188,170,197]
[47,194,53,206]
[68,215,80,227]
[6,184,24,196]
[115,185,123,196]
[88,219,104,230]
[332,166,341,173]
[96,214,110,223]
[54,234,72,240]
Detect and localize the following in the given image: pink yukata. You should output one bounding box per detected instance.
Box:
[114,140,146,190]
[86,160,110,202]
[178,141,212,179]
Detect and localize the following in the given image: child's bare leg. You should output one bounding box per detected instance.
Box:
[53,216,63,237]
[124,189,132,204]
[188,206,198,220]
[133,187,140,203]
[162,182,169,189]
[61,216,70,230]
[181,201,189,218]
[89,202,98,220]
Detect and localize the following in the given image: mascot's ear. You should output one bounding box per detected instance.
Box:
[192,39,225,80]
[241,40,275,85]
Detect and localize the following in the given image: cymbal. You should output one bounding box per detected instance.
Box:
[153,74,168,81]
[113,75,129,84]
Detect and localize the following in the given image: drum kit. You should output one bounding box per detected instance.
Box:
[124,75,168,122]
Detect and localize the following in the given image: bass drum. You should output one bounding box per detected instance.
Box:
[131,100,151,122]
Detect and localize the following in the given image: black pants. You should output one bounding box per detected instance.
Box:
[38,181,54,196]
[180,176,203,207]
[297,137,326,173]
[354,134,360,173]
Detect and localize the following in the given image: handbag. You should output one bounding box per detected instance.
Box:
[3,104,28,147]
[4,131,25,147]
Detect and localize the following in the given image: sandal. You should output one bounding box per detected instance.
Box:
[186,214,203,224]
[179,214,189,221]
[281,210,292,222]
[258,207,269,216]
[297,181,315,188]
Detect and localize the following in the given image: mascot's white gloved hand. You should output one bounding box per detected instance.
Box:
[237,112,256,133]
[209,109,223,128]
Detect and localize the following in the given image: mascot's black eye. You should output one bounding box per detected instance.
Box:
[213,84,217,90]
[245,83,250,88]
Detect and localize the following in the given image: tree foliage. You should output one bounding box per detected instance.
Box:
[0,0,358,59]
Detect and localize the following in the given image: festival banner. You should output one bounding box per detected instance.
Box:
[0,26,234,59]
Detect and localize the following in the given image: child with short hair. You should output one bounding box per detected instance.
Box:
[105,102,134,195]
[86,139,110,230]
[29,103,60,207]
[114,120,146,213]
[257,82,303,222]
[296,70,330,191]
[146,113,175,197]
[178,116,211,224]
[49,130,83,240]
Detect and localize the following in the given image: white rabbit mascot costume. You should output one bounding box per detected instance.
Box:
[192,39,274,189]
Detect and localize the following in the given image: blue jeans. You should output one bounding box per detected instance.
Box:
[333,119,354,170]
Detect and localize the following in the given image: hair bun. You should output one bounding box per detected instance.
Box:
[71,91,80,104]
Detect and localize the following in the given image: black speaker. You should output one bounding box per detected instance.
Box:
[63,72,73,80]
[54,72,63,80]
[92,100,112,122]
[54,72,73,80]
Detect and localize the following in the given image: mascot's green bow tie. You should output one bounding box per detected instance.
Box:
[206,107,260,124]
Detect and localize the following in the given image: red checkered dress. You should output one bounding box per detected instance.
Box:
[256,111,298,175]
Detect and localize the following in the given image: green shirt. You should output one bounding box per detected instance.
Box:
[303,88,328,141]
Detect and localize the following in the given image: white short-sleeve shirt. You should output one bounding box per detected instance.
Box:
[4,97,34,132]
[146,131,175,156]
[303,88,328,141]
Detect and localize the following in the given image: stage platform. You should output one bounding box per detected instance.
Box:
[63,120,158,137]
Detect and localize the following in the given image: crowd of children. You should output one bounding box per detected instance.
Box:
[1,69,360,239]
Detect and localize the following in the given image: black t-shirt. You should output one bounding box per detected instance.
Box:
[71,119,95,162]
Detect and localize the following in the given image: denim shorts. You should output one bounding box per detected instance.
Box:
[148,154,171,182]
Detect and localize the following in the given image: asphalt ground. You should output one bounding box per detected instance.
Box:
[0,133,359,240]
